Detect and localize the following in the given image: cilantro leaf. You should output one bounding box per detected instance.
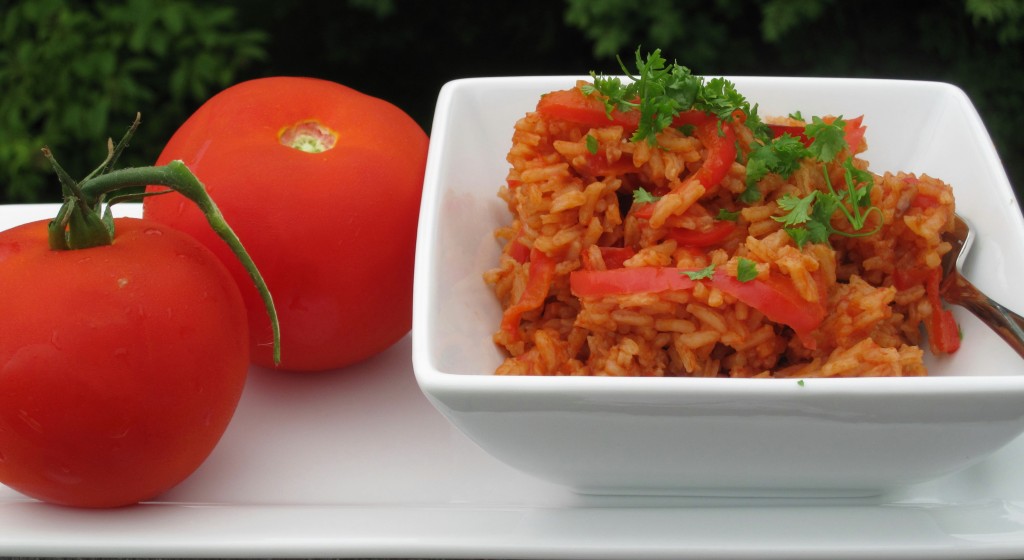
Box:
[681,264,716,280]
[737,257,758,282]
[805,116,847,163]
[784,227,812,248]
[716,208,740,221]
[775,156,882,248]
[738,183,762,203]
[774,192,817,226]
[633,187,661,204]
[585,134,599,154]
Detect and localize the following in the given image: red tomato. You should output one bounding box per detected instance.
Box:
[0,218,249,508]
[143,77,429,371]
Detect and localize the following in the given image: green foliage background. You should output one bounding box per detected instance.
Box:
[1,0,1022,205]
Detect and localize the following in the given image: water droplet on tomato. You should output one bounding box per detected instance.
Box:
[144,228,163,236]
[50,331,62,350]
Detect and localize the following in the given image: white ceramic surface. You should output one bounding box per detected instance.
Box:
[412,76,1024,497]
[5,204,1024,557]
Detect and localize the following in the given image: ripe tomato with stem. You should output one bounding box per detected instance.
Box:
[0,116,279,507]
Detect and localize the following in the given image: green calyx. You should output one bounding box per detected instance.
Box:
[43,113,281,365]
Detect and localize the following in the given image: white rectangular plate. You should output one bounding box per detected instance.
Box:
[4,203,1024,557]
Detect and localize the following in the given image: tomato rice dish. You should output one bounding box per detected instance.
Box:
[484,53,959,377]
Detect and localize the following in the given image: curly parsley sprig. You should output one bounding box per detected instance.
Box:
[582,47,769,145]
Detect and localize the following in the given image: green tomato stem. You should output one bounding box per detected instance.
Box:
[73,161,282,366]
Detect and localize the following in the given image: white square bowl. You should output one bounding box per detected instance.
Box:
[412,76,1024,496]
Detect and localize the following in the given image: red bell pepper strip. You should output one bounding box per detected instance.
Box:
[891,265,960,354]
[570,266,696,297]
[568,266,826,342]
[708,269,825,342]
[685,115,737,192]
[507,227,531,264]
[766,123,807,143]
[925,267,961,354]
[500,248,557,338]
[536,88,640,130]
[842,115,867,155]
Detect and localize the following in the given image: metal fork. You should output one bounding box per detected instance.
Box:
[940,214,1024,359]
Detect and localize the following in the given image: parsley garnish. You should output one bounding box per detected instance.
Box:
[681,264,716,280]
[633,187,661,204]
[584,47,763,145]
[585,134,599,154]
[737,258,758,282]
[774,158,883,247]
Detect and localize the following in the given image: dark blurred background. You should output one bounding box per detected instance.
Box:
[2,0,1022,205]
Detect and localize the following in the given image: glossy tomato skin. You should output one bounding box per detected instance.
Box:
[143,77,429,371]
[0,218,249,507]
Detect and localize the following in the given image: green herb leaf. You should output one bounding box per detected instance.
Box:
[587,47,759,145]
[775,156,882,247]
[585,134,599,154]
[737,257,758,282]
[774,192,817,227]
[716,208,740,221]
[633,187,661,204]
[746,133,809,187]
[681,264,716,280]
[805,116,847,163]
[738,183,762,203]
[784,227,812,248]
